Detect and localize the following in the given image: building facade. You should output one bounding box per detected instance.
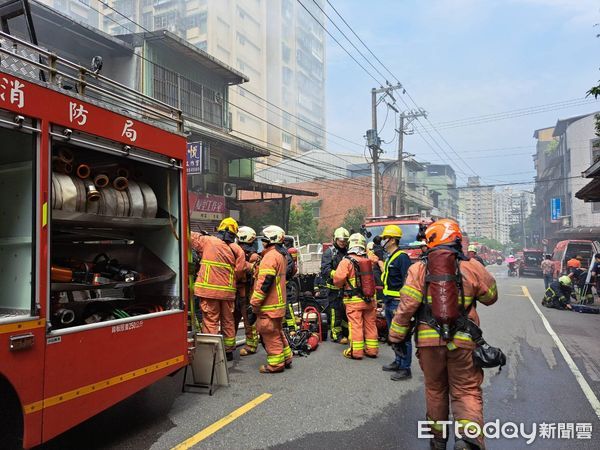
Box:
[459,176,495,240]
[415,164,459,219]
[532,112,600,247]
[40,0,326,159]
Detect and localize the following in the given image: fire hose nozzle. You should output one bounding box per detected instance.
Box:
[93,174,110,188]
[113,176,129,191]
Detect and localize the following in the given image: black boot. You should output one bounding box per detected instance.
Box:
[390,368,412,381]
[430,437,447,450]
[226,352,234,362]
[454,438,480,450]
[382,361,400,372]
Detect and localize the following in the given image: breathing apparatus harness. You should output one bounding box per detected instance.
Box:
[413,244,506,371]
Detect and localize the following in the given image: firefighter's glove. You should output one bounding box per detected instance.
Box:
[247,305,257,326]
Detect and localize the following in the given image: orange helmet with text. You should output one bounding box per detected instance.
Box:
[425,219,462,248]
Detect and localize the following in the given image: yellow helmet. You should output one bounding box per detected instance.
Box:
[237,226,256,244]
[333,227,350,241]
[348,233,366,252]
[217,217,239,234]
[380,224,402,239]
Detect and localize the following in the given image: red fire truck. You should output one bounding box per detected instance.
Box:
[0,35,189,448]
[363,215,469,260]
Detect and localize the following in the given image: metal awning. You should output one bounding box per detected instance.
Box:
[186,120,269,159]
[575,178,600,202]
[13,1,134,59]
[118,31,248,85]
[583,159,600,178]
[232,179,318,197]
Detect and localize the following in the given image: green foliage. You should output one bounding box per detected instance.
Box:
[471,236,504,251]
[586,84,600,136]
[544,139,558,155]
[288,202,320,245]
[342,206,367,234]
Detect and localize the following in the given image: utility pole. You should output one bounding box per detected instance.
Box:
[371,88,379,216]
[367,83,404,216]
[396,109,427,215]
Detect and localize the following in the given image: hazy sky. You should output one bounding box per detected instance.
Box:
[323,0,600,186]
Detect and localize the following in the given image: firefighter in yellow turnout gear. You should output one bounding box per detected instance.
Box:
[333,233,379,359]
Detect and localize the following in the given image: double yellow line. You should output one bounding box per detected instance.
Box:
[172,393,272,450]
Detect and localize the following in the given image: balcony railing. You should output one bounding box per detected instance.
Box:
[0,30,183,131]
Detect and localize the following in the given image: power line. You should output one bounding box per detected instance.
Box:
[426,97,599,128]
[296,0,382,86]
[310,0,390,84]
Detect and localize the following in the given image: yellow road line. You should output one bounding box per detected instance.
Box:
[505,293,528,297]
[172,393,272,450]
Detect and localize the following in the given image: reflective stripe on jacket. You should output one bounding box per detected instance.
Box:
[332,255,375,307]
[382,249,411,297]
[250,245,287,318]
[388,258,498,350]
[190,233,245,301]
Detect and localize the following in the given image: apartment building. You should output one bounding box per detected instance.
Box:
[459,176,495,239]
[40,0,326,160]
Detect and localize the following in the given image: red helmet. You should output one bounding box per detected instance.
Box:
[425,219,462,248]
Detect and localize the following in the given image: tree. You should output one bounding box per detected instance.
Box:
[288,202,322,245]
[586,25,600,136]
[342,206,367,234]
[471,236,504,251]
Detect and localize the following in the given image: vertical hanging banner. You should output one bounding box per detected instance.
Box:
[186,142,202,174]
[550,197,561,222]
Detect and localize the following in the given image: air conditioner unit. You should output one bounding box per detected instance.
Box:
[223,182,237,198]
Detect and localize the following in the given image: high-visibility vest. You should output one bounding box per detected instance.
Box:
[382,249,406,297]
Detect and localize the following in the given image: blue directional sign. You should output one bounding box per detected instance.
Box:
[550,197,561,221]
[186,142,202,174]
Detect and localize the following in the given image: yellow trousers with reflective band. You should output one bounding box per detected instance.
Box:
[344,300,379,359]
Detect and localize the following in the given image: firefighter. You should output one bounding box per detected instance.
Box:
[388,219,498,450]
[190,217,246,360]
[282,237,300,333]
[380,225,413,381]
[234,226,260,356]
[250,225,292,373]
[321,227,350,343]
[467,245,485,266]
[333,233,379,359]
[542,276,574,310]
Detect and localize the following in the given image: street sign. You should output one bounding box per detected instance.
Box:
[550,197,561,222]
[186,141,202,174]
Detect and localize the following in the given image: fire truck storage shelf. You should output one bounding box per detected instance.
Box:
[49,141,182,331]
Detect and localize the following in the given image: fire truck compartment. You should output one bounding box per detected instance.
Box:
[0,127,35,319]
[49,140,183,330]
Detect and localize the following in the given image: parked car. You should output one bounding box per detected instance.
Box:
[519,249,544,277]
[551,240,600,276]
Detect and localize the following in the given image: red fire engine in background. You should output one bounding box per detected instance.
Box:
[0,34,190,448]
[363,214,470,260]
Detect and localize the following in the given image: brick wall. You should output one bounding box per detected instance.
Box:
[239,175,396,236]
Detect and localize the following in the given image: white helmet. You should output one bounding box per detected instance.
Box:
[348,233,366,254]
[261,225,285,244]
[237,226,256,244]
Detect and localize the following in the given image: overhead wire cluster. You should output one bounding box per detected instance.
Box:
[78,0,579,216]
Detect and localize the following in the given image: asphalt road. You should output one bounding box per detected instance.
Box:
[40,265,600,449]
